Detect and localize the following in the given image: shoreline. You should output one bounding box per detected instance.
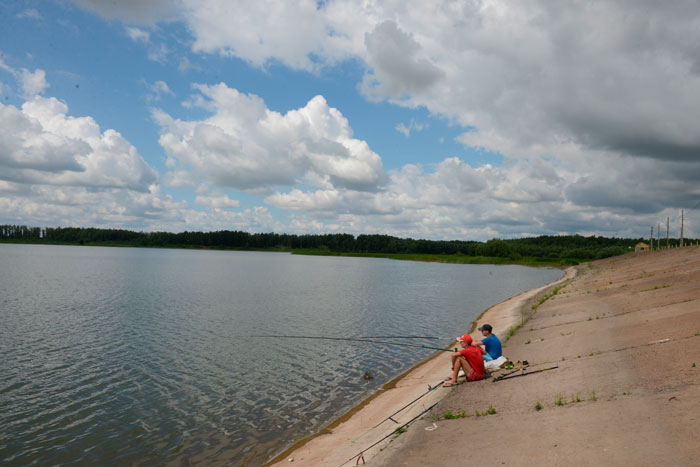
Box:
[268,267,574,466]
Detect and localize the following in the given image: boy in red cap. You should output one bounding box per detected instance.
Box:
[444,334,486,387]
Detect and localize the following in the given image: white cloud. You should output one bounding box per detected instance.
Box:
[154,83,386,193]
[0,60,50,99]
[0,94,157,191]
[0,57,12,74]
[0,89,284,233]
[177,56,201,72]
[147,42,170,63]
[194,192,241,209]
[126,26,150,43]
[263,149,699,240]
[17,9,41,20]
[145,79,174,102]
[124,26,171,64]
[181,0,351,71]
[395,119,426,137]
[20,68,50,98]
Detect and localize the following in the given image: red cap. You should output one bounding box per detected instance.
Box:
[457,334,472,345]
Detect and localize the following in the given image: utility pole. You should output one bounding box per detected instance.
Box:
[650,226,654,250]
[680,210,684,248]
[657,222,661,248]
[666,217,670,249]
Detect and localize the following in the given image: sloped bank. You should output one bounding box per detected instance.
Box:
[370,247,700,467]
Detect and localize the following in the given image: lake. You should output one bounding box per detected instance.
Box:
[0,244,562,465]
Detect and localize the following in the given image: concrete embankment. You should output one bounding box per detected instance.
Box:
[371,247,700,467]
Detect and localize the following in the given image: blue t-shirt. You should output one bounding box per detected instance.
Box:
[482,334,502,359]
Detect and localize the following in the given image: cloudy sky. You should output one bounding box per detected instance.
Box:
[1,0,699,240]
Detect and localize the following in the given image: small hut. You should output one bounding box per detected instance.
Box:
[635,242,650,252]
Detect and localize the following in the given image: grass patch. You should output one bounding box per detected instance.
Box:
[437,406,497,421]
[555,393,564,406]
[589,390,597,401]
[442,409,467,419]
[531,282,569,311]
[505,323,525,342]
[535,400,543,411]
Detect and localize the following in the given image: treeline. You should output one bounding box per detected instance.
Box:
[0,224,666,260]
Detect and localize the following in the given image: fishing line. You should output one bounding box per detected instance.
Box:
[248,335,457,352]
[360,335,444,340]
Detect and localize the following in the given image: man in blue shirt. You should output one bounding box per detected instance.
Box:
[474,324,502,362]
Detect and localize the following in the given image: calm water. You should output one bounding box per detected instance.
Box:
[0,244,561,465]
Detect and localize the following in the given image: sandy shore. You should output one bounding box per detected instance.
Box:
[269,266,574,466]
[370,246,700,467]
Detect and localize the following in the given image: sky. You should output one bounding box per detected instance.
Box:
[1,0,699,241]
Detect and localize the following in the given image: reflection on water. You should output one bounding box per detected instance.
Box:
[0,244,561,465]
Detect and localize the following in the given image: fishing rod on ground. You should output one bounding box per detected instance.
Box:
[338,401,440,467]
[371,378,446,429]
[247,335,457,352]
[492,365,559,382]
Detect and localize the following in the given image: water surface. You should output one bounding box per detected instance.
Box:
[0,244,562,465]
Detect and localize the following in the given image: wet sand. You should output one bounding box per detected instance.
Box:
[269,266,574,466]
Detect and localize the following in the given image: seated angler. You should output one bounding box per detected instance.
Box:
[473,323,502,362]
[444,334,486,387]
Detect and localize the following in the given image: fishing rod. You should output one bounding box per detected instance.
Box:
[493,365,559,382]
[249,335,457,352]
[338,401,440,467]
[372,379,445,429]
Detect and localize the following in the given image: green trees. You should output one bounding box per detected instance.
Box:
[0,225,43,239]
[477,239,514,258]
[0,225,666,261]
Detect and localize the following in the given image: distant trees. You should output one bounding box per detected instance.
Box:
[0,225,43,239]
[0,224,667,261]
[477,239,514,258]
